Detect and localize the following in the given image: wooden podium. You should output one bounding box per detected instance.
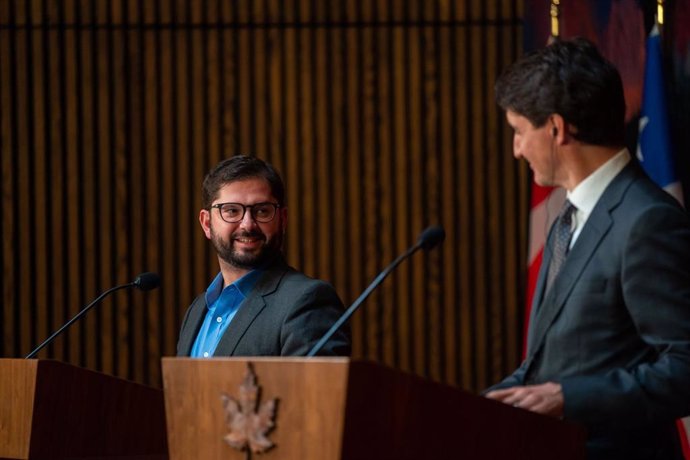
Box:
[0,359,168,460]
[162,358,586,460]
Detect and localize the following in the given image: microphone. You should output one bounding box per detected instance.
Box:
[25,272,161,359]
[306,226,445,357]
[133,272,162,291]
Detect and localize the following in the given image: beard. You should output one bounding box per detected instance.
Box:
[210,227,283,270]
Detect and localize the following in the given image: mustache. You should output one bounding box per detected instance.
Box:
[231,230,265,240]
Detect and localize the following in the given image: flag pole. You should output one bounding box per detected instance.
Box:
[549,0,560,39]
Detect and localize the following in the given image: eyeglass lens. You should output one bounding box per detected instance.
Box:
[217,203,277,223]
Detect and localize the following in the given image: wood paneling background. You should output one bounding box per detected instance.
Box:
[0,0,528,392]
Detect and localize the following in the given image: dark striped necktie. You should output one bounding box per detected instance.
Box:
[546,200,577,293]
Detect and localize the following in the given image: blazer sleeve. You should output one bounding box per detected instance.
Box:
[561,203,690,429]
[483,360,528,394]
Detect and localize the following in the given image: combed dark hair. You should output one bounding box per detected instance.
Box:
[201,155,286,209]
[495,37,626,147]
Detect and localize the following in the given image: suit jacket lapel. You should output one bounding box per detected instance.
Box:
[526,163,637,359]
[178,295,208,356]
[213,257,288,356]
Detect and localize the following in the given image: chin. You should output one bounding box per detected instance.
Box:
[533,176,554,187]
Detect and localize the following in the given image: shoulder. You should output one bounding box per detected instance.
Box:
[608,165,688,227]
[255,257,341,301]
[273,266,340,298]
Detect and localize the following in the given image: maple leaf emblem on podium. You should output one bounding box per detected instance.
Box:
[221,363,278,456]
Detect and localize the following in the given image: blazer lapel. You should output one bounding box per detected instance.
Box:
[526,163,636,359]
[213,257,288,356]
[177,295,208,356]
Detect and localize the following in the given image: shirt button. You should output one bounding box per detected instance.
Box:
[216,317,222,323]
[203,352,209,357]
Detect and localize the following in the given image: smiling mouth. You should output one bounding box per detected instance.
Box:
[235,237,260,243]
[233,235,265,249]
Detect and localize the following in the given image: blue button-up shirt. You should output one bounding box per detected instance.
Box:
[190,270,263,358]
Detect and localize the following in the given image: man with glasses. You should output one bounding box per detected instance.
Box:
[176,155,351,357]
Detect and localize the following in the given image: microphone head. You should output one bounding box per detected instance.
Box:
[132,272,161,291]
[417,226,446,251]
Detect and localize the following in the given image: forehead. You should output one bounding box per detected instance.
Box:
[505,110,532,128]
[214,178,275,203]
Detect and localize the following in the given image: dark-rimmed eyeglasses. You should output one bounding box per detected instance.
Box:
[209,202,281,223]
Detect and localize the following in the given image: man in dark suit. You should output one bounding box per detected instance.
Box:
[177,155,350,357]
[485,38,690,459]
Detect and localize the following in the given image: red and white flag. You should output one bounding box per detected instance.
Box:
[524,184,565,356]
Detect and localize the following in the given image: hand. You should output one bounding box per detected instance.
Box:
[485,382,564,418]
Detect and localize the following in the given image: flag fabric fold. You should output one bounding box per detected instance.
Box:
[637,24,685,206]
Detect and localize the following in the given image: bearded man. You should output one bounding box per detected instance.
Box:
[176,155,350,357]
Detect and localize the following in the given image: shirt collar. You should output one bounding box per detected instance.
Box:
[204,268,264,309]
[567,148,630,214]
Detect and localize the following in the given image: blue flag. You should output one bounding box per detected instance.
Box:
[637,24,684,206]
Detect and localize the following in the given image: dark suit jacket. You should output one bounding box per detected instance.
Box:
[489,163,690,460]
[177,256,351,357]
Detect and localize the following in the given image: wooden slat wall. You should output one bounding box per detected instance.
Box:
[0,0,527,392]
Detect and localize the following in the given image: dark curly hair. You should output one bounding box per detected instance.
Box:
[495,37,626,147]
[201,155,285,209]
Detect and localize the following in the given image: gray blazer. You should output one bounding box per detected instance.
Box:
[489,163,690,460]
[177,256,351,357]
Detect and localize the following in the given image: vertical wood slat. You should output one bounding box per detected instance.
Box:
[314,1,333,286]
[15,0,34,357]
[391,2,411,373]
[172,0,190,366]
[344,0,364,358]
[360,0,379,363]
[0,0,16,357]
[31,0,48,363]
[75,0,95,369]
[64,0,88,369]
[439,0,458,385]
[158,0,177,359]
[375,0,394,367]
[0,0,527,393]
[96,0,111,370]
[142,0,161,384]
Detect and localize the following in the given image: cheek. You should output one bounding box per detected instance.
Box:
[513,135,524,155]
[211,221,236,238]
[259,222,283,240]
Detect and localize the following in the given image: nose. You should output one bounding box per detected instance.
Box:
[513,137,522,159]
[238,208,259,229]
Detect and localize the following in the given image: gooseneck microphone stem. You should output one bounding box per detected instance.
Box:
[25,283,135,359]
[306,243,423,357]
[307,226,444,357]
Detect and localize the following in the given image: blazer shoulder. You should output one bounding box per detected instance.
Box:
[270,266,341,302]
[605,164,687,219]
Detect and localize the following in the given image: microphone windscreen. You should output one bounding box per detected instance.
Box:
[132,272,161,291]
[417,226,446,250]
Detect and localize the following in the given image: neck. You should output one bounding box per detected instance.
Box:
[218,259,250,288]
[562,144,622,191]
